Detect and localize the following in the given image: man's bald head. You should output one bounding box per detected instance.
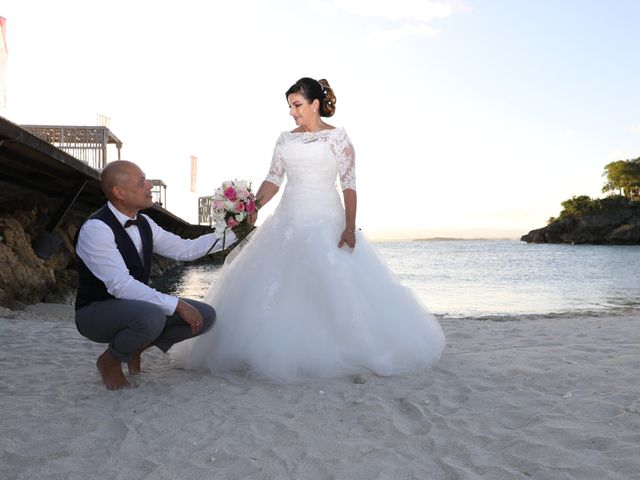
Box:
[101,160,138,200]
[100,160,153,216]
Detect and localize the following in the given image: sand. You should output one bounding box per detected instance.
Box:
[1,304,639,480]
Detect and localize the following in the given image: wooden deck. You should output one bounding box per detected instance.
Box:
[0,115,214,242]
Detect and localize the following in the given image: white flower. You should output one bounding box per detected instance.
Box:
[235,179,248,191]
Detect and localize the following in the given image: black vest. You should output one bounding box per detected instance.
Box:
[75,205,153,310]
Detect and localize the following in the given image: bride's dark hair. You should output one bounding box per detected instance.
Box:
[286,77,336,117]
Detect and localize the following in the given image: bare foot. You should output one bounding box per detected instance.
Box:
[127,344,152,375]
[96,350,130,390]
[127,352,142,375]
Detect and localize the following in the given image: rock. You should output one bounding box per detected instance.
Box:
[522,204,640,245]
[352,375,367,384]
[521,217,577,244]
[0,214,57,307]
[606,223,640,244]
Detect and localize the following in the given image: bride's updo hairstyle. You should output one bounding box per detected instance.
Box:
[286,77,337,117]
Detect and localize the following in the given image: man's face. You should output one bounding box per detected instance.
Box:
[115,164,153,211]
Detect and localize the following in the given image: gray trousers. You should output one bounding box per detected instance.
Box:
[75,298,215,363]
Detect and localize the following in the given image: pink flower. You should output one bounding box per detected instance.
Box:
[246,198,256,214]
[224,186,237,201]
[235,201,245,212]
[226,216,239,228]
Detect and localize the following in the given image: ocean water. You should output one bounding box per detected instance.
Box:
[155,239,640,320]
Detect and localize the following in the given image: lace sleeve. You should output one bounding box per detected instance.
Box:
[331,128,356,191]
[264,133,286,186]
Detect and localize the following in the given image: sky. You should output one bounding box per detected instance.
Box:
[1,0,639,240]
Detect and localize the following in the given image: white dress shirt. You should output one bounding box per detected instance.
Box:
[76,202,236,315]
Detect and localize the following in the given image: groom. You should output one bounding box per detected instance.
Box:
[75,160,237,390]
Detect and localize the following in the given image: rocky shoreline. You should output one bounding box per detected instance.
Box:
[521,204,640,244]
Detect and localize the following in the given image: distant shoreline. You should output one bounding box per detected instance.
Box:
[364,228,525,242]
[412,237,518,242]
[370,236,520,243]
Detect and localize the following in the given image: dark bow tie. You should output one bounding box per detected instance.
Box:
[124,217,143,228]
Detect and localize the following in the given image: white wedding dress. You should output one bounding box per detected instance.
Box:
[170,127,445,382]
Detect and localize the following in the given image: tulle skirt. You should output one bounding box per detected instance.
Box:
[170,193,445,383]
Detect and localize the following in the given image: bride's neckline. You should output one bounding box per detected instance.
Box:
[289,126,338,134]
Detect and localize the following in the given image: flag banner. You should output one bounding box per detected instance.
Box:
[0,17,8,109]
[190,155,198,192]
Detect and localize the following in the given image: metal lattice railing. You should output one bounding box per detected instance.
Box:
[21,125,122,170]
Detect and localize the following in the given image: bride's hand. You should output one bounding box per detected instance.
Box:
[247,210,258,226]
[338,229,356,249]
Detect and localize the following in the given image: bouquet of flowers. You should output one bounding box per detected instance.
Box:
[211,179,257,239]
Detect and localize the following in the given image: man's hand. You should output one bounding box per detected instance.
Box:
[175,299,204,334]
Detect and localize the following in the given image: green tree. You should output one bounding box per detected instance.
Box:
[559,195,597,218]
[602,157,640,200]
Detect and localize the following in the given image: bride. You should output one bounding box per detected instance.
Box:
[170,77,445,382]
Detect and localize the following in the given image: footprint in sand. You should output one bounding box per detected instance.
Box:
[394,397,432,435]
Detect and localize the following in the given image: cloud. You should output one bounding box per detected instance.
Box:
[331,0,467,22]
[316,0,469,40]
[629,124,640,135]
[368,22,439,42]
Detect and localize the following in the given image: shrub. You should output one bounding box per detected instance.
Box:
[558,194,637,219]
[559,195,597,219]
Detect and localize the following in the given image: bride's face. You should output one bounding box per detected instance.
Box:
[288,93,319,128]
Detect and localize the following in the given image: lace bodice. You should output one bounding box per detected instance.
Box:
[265,127,356,191]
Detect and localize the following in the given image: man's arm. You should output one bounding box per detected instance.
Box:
[147,215,237,261]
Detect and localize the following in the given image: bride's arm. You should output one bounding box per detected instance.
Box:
[255,180,279,209]
[335,129,357,249]
[338,188,357,249]
[250,135,285,225]
[253,134,286,219]
[247,181,278,226]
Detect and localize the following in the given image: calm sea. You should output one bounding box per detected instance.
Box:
[154,239,640,320]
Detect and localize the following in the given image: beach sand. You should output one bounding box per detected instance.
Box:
[1,304,639,480]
